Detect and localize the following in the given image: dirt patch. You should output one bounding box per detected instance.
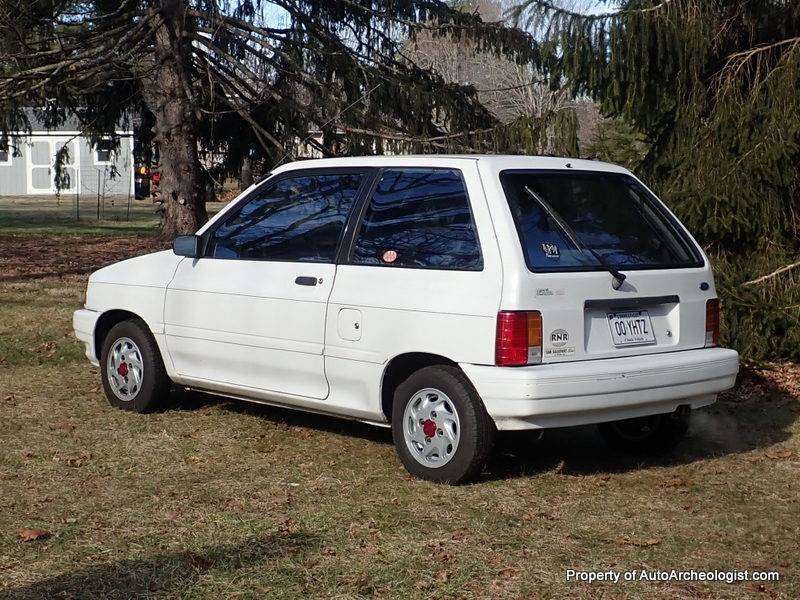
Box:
[0,234,169,282]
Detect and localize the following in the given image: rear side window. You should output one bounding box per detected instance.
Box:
[351,168,482,270]
[207,172,364,262]
[500,170,702,271]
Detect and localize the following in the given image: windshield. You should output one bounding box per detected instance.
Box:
[500,170,702,272]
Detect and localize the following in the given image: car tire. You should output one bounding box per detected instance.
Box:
[391,365,495,484]
[100,319,171,413]
[597,408,690,455]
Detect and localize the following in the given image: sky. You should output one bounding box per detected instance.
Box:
[259,1,617,28]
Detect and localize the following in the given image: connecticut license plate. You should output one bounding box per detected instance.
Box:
[607,310,656,346]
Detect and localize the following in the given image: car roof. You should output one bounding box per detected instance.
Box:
[271,154,631,175]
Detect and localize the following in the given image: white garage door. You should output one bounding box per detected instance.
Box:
[27,138,78,194]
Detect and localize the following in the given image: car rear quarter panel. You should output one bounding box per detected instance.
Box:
[324,159,504,417]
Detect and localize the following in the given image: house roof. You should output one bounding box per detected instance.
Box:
[19,108,135,134]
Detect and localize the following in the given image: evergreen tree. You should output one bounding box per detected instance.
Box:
[583,117,647,170]
[516,0,800,359]
[0,0,543,237]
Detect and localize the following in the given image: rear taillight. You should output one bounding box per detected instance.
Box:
[495,311,542,366]
[705,299,720,347]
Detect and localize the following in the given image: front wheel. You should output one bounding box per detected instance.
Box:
[391,365,495,484]
[100,319,172,413]
[597,408,690,455]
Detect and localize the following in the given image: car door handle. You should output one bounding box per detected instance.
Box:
[294,276,318,286]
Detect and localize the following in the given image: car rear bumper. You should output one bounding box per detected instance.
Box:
[460,347,739,430]
[73,308,100,366]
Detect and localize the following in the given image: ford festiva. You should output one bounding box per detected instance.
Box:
[73,155,739,483]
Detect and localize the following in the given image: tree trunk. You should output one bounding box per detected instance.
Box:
[239,156,253,190]
[145,0,207,239]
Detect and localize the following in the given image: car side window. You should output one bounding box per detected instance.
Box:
[351,168,482,270]
[206,172,364,262]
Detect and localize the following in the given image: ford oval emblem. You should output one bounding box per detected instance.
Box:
[699,282,710,291]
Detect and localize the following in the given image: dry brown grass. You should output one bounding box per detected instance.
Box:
[0,225,799,599]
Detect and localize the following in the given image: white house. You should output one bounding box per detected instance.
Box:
[0,110,134,197]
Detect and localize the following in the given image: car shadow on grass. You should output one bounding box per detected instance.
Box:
[168,368,798,482]
[488,368,799,480]
[171,388,393,446]
[3,532,318,600]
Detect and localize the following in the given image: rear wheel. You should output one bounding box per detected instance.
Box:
[391,365,495,484]
[100,319,171,413]
[597,407,690,455]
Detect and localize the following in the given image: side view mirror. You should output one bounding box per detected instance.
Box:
[173,235,202,258]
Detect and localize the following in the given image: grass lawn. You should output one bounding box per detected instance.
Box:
[1,202,799,599]
[0,196,161,236]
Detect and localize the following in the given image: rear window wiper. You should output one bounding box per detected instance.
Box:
[523,185,627,290]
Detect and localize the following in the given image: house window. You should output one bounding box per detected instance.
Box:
[0,143,10,165]
[94,139,115,164]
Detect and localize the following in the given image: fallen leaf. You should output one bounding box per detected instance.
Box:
[187,552,214,573]
[615,536,660,547]
[743,582,777,597]
[278,517,299,534]
[660,478,692,488]
[17,528,50,542]
[499,567,522,578]
[534,511,560,521]
[35,341,57,357]
[427,540,453,563]
[49,421,76,433]
[765,449,793,460]
[55,451,91,467]
[344,572,370,587]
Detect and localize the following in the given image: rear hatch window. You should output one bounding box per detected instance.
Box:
[500,170,702,272]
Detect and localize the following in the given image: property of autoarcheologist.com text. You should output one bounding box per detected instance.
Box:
[566,569,780,584]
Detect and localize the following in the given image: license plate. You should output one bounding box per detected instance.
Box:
[607,310,656,346]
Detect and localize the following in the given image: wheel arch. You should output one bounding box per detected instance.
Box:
[93,309,146,361]
[380,352,460,422]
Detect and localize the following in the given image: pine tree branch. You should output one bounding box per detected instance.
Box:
[742,262,800,287]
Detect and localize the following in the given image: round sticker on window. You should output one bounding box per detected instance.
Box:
[382,249,398,263]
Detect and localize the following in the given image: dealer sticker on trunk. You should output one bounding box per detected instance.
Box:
[545,328,576,358]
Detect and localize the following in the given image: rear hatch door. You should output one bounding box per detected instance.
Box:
[494,167,714,363]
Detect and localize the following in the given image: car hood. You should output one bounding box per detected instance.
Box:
[89,250,184,288]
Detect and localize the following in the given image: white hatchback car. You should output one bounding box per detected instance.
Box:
[74,155,739,483]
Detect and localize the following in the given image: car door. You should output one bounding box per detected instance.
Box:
[164,169,371,400]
